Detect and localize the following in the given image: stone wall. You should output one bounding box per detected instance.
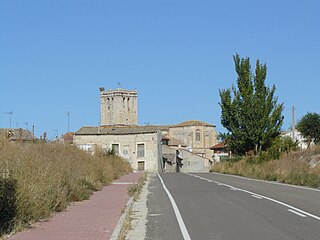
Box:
[178,149,212,173]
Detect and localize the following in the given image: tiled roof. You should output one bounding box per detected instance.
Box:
[209,142,226,150]
[0,128,36,141]
[75,125,163,135]
[172,120,215,128]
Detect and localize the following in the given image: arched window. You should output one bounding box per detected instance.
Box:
[107,98,110,110]
[195,129,201,142]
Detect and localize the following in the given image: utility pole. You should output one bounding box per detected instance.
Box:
[3,111,13,128]
[292,106,295,139]
[65,112,70,132]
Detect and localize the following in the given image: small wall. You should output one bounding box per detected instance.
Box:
[178,149,212,173]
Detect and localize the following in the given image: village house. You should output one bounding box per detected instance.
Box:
[74,87,218,172]
[0,128,36,142]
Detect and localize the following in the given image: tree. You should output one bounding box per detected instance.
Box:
[296,112,320,147]
[219,54,284,155]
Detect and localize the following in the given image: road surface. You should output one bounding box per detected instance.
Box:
[145,172,320,240]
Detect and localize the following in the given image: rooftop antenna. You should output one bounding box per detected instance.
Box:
[24,122,29,130]
[117,82,121,88]
[65,112,71,132]
[3,111,13,128]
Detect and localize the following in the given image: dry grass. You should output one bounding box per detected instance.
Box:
[212,145,320,188]
[0,139,131,236]
[128,172,147,201]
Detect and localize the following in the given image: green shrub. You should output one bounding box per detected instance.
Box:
[220,156,242,163]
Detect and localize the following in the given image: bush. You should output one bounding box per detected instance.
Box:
[220,156,242,163]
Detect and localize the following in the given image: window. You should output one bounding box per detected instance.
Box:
[137,143,145,158]
[195,130,201,142]
[107,98,111,110]
[127,98,130,112]
[138,161,145,171]
[112,144,119,155]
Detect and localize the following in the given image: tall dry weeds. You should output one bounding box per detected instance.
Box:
[0,139,131,235]
[212,145,320,188]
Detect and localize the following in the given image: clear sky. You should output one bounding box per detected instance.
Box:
[1,0,320,139]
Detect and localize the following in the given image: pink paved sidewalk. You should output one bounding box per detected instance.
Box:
[9,173,142,240]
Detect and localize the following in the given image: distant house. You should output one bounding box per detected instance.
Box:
[281,130,311,149]
[0,128,36,142]
[62,132,74,144]
[209,142,230,162]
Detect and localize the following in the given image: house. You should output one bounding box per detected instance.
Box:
[209,142,230,162]
[281,129,311,149]
[74,87,218,172]
[62,132,74,145]
[74,125,163,172]
[0,128,36,142]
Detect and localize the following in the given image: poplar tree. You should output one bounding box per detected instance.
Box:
[219,54,284,155]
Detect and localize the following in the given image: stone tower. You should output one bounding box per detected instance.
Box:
[99,87,138,126]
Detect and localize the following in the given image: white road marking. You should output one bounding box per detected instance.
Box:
[187,173,320,222]
[288,209,307,218]
[251,195,263,199]
[210,172,320,192]
[158,174,191,240]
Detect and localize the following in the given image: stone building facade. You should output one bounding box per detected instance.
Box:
[99,87,138,126]
[167,120,218,159]
[74,126,163,172]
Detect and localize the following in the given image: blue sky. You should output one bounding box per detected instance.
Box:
[1,0,320,139]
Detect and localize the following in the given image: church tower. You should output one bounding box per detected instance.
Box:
[99,87,138,126]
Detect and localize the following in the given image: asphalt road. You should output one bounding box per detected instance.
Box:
[146,173,320,240]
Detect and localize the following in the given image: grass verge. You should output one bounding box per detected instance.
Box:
[117,173,148,240]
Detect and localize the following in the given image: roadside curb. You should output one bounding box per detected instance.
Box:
[110,197,134,240]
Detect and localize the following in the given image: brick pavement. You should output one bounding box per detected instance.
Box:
[9,173,142,240]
